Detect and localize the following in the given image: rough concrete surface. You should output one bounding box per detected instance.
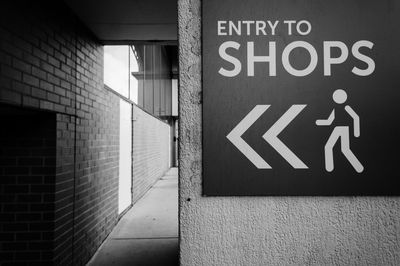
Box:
[178,0,400,265]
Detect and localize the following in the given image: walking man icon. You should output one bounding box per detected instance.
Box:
[316,89,364,173]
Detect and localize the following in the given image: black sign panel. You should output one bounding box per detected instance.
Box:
[202,0,400,196]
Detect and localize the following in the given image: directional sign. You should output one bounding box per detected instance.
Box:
[226,105,308,169]
[202,0,400,196]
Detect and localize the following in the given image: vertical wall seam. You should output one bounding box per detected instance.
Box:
[70,18,78,266]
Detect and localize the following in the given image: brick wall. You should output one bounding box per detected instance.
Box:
[0,108,56,265]
[132,105,170,203]
[0,1,120,265]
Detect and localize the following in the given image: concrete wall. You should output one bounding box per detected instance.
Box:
[178,0,400,265]
[132,105,170,203]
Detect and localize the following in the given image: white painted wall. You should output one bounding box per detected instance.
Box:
[118,99,132,214]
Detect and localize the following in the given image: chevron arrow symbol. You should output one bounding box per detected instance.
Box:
[226,105,272,169]
[226,104,308,169]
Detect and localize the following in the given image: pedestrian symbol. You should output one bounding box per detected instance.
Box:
[316,89,364,173]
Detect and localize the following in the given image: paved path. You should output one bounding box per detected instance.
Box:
[87,168,178,266]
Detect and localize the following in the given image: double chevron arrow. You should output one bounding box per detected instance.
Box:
[226,105,308,169]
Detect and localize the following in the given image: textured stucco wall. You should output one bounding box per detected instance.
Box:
[178,0,400,265]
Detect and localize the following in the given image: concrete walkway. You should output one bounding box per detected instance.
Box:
[87,168,178,266]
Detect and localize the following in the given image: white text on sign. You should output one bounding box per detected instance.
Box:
[217,20,375,77]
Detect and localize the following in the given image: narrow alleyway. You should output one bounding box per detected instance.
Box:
[87,168,178,266]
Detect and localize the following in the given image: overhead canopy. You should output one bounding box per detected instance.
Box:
[64,0,177,43]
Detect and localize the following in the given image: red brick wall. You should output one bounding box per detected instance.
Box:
[0,1,120,265]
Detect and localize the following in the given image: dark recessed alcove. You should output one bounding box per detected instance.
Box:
[0,104,56,265]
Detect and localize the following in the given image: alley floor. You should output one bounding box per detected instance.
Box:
[87,168,179,266]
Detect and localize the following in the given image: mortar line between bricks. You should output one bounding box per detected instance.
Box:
[110,236,178,240]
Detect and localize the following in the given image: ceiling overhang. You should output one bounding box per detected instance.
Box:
[64,0,177,43]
